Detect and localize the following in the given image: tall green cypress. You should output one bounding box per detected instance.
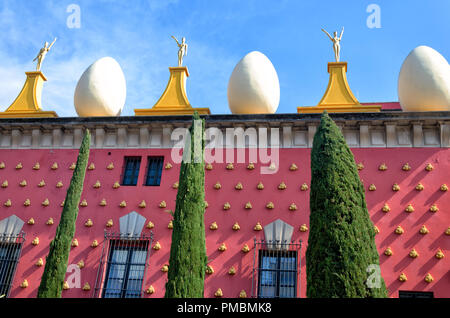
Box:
[306,111,387,298]
[165,112,207,298]
[37,129,91,298]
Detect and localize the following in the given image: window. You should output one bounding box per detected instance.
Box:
[102,239,150,298]
[121,157,141,186]
[0,233,25,298]
[145,156,164,186]
[399,291,434,298]
[257,250,298,298]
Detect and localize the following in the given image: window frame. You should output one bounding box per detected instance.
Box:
[144,156,164,187]
[101,239,150,298]
[257,249,298,298]
[121,156,142,186]
[0,232,26,298]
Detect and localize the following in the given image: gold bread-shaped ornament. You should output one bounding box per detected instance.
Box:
[1,180,8,188]
[85,219,93,227]
[56,181,63,188]
[82,282,91,291]
[20,279,28,288]
[402,163,411,171]
[218,243,227,252]
[63,281,70,290]
[80,199,88,207]
[161,264,169,272]
[33,162,40,170]
[87,163,95,170]
[71,238,79,247]
[214,182,221,189]
[278,182,287,190]
[415,183,424,191]
[0,162,4,169]
[172,181,179,189]
[153,242,161,250]
[405,204,414,213]
[205,265,214,275]
[69,162,76,170]
[107,162,114,170]
[91,240,99,248]
[19,180,27,187]
[424,273,433,283]
[209,222,218,230]
[159,200,166,208]
[384,247,393,256]
[235,182,243,190]
[139,200,146,208]
[32,237,39,246]
[93,180,101,188]
[239,290,247,298]
[4,199,11,207]
[165,163,172,169]
[113,181,120,189]
[440,184,448,191]
[167,220,173,229]
[266,202,274,209]
[226,163,234,170]
[214,288,223,297]
[16,162,23,169]
[27,218,35,225]
[51,162,58,170]
[435,249,444,259]
[425,163,433,171]
[35,258,44,267]
[228,266,236,275]
[419,225,429,235]
[77,260,85,269]
[106,219,113,227]
[247,162,255,170]
[392,183,400,191]
[205,163,213,170]
[100,198,107,206]
[299,224,308,232]
[368,184,376,191]
[232,222,240,231]
[146,221,154,229]
[300,183,309,191]
[119,200,127,208]
[429,204,438,213]
[254,222,263,231]
[42,198,50,206]
[382,203,390,212]
[257,182,264,190]
[38,180,46,187]
[24,198,31,206]
[289,203,298,211]
[398,273,407,282]
[409,249,419,258]
[289,163,298,171]
[245,202,252,209]
[46,217,54,225]
[145,285,155,294]
[395,226,404,235]
[223,202,231,210]
[378,163,387,171]
[241,244,250,253]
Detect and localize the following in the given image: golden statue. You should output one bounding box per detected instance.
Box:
[321,27,344,62]
[171,36,188,67]
[33,37,57,71]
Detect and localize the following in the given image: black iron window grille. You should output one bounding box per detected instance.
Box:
[93,232,153,298]
[251,239,302,298]
[145,156,164,186]
[0,232,26,298]
[121,156,142,186]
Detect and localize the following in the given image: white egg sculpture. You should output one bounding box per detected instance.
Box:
[398,46,450,111]
[228,51,280,114]
[74,57,126,116]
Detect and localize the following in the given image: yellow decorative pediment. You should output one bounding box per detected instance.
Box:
[298,62,381,114]
[0,71,58,118]
[134,67,210,116]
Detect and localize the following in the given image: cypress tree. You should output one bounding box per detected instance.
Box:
[165,112,207,298]
[37,129,91,298]
[306,111,387,298]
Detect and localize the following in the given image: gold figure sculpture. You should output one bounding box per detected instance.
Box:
[171,36,188,67]
[321,27,344,62]
[33,38,57,71]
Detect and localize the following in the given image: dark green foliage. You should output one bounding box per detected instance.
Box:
[306,112,387,298]
[165,112,207,298]
[37,130,91,298]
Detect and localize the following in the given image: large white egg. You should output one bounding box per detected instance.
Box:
[74,57,126,116]
[398,46,450,111]
[227,51,280,114]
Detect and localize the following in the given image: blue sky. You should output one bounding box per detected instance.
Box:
[0,0,448,116]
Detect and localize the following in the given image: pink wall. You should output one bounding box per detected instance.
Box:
[0,148,448,298]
